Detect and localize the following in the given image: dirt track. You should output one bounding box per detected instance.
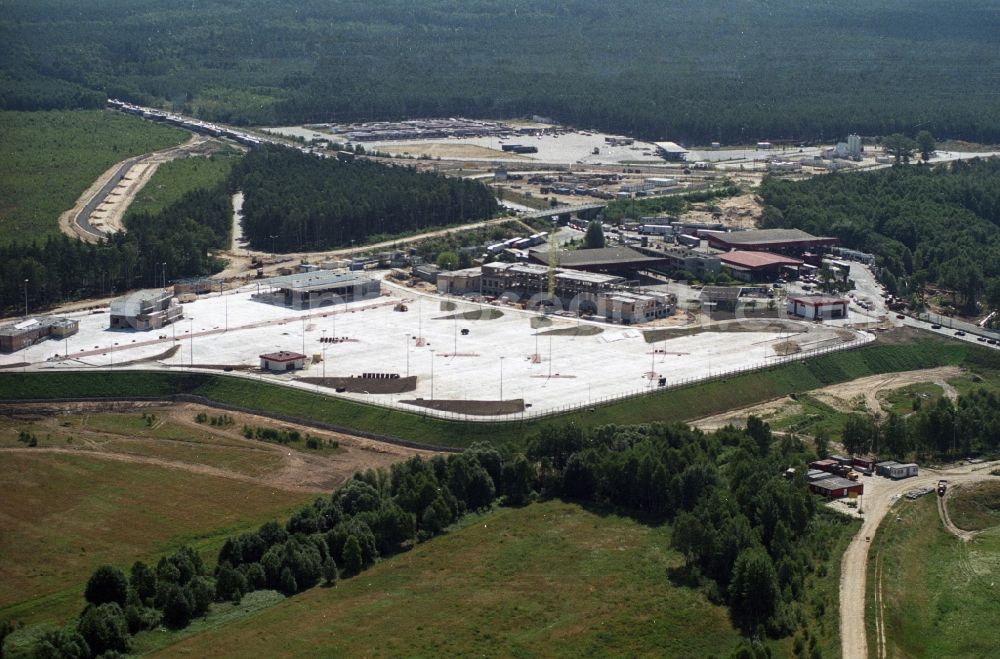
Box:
[0,401,438,493]
[839,461,1000,659]
[58,134,218,243]
[692,366,964,431]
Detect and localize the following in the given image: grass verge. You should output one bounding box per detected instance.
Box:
[866,494,1000,657]
[124,149,241,220]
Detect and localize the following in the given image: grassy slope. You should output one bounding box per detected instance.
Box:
[867,495,1000,658]
[948,481,1000,533]
[3,336,997,449]
[0,452,311,626]
[124,150,240,220]
[145,500,743,658]
[0,110,188,245]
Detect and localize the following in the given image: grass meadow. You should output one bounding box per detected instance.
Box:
[0,110,188,245]
[866,493,1000,657]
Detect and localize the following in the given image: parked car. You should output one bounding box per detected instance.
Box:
[896,314,905,319]
[956,330,966,336]
[931,324,942,329]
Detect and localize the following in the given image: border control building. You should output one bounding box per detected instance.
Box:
[252,271,381,309]
[110,290,183,331]
[0,316,79,353]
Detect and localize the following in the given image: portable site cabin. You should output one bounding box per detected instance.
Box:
[888,463,918,480]
[875,461,899,477]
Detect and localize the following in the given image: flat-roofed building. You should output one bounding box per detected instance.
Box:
[252,271,381,309]
[706,229,838,254]
[719,250,804,282]
[529,246,667,278]
[810,477,864,499]
[0,316,79,353]
[596,291,674,324]
[654,141,689,161]
[437,267,483,295]
[110,289,183,331]
[786,295,848,320]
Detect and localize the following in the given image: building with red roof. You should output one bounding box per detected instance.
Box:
[786,295,848,320]
[719,250,804,282]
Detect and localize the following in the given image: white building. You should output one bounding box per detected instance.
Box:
[109,289,183,331]
[786,295,848,320]
[259,351,306,372]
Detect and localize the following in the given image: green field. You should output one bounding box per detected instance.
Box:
[948,481,1000,532]
[3,334,997,449]
[0,452,311,626]
[124,149,241,220]
[142,500,745,657]
[867,494,1000,657]
[0,110,189,244]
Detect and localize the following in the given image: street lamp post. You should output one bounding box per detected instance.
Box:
[23,279,29,317]
[189,319,194,367]
[405,333,410,377]
[430,349,435,399]
[322,346,327,380]
[499,356,505,403]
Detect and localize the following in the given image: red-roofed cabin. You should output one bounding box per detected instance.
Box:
[260,351,306,372]
[786,295,848,320]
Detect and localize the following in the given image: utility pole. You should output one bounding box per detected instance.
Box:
[499,356,505,403]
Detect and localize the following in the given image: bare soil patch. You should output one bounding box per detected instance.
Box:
[297,376,417,394]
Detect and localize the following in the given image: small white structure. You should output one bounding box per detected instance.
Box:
[888,463,919,480]
[786,295,848,320]
[259,351,306,372]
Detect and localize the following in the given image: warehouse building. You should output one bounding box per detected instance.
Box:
[252,271,381,309]
[719,251,804,282]
[706,228,838,255]
[809,477,864,499]
[528,246,666,278]
[786,295,848,320]
[110,289,183,331]
[259,351,306,372]
[0,316,79,353]
[596,291,675,324]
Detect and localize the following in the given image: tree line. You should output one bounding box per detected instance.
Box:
[4,2,1000,145]
[230,146,498,252]
[1,186,231,314]
[12,418,849,656]
[838,386,1000,460]
[760,158,1000,319]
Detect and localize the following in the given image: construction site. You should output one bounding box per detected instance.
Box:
[3,267,873,419]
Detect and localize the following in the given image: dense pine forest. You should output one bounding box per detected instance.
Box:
[760,158,1000,317]
[231,146,498,252]
[21,419,854,655]
[0,186,231,312]
[3,1,1000,144]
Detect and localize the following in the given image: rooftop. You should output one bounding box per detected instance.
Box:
[699,286,741,301]
[109,289,171,317]
[788,295,848,306]
[263,271,373,292]
[0,316,76,337]
[653,141,689,154]
[814,476,859,490]
[720,250,804,269]
[541,246,662,268]
[260,351,306,362]
[709,228,835,246]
